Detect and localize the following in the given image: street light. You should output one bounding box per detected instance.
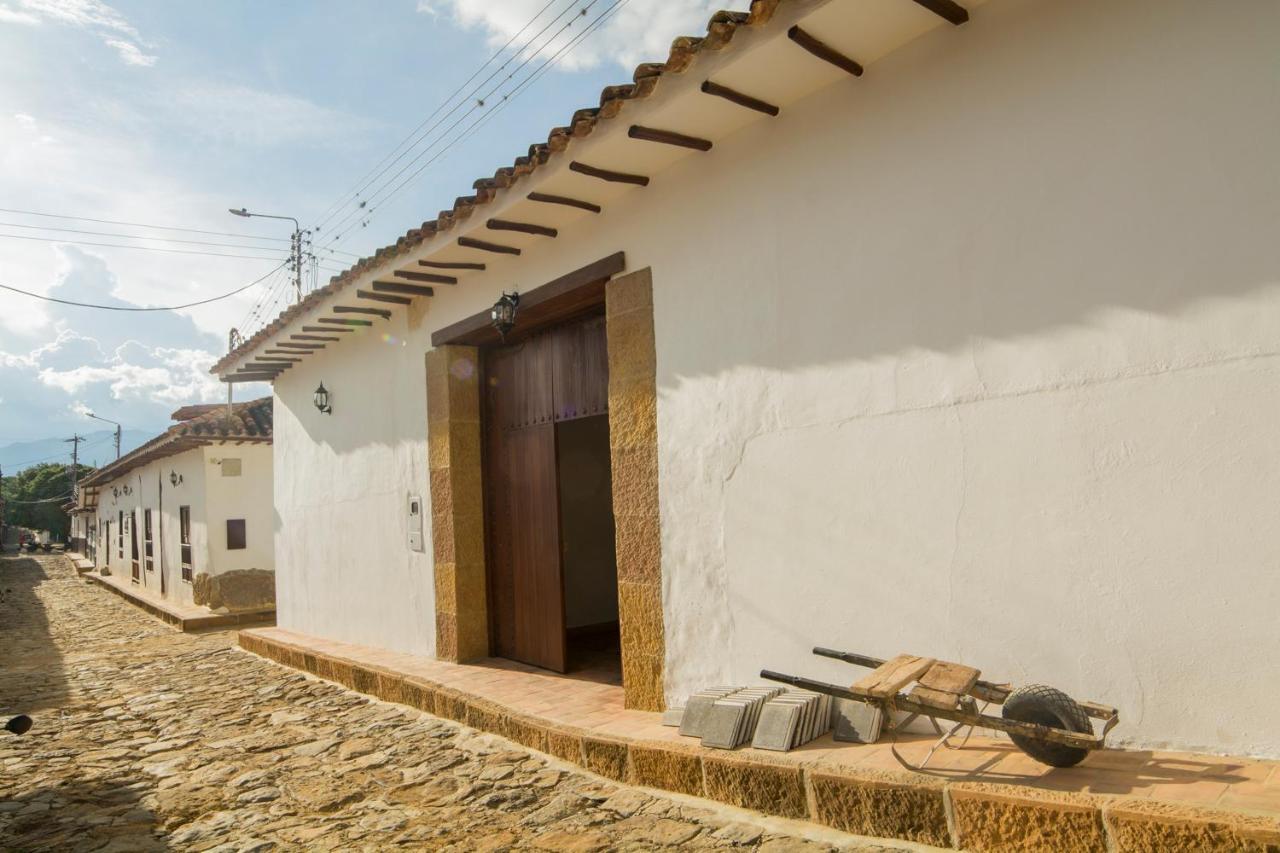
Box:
[228,207,307,304]
[84,412,121,460]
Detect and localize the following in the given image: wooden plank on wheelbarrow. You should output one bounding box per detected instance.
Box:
[851,654,935,699]
[910,661,980,710]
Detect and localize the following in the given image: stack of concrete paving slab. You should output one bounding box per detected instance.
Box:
[676,687,739,738]
[700,687,786,749]
[750,690,832,752]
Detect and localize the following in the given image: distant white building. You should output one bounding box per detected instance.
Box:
[81,399,275,614]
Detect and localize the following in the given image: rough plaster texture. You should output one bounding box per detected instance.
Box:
[265,0,1280,755]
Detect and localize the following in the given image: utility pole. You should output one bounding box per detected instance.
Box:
[228,208,309,304]
[85,412,121,460]
[66,434,84,496]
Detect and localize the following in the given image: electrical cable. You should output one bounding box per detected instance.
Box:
[0,262,286,312]
[307,0,569,234]
[0,220,309,253]
[0,207,290,242]
[313,0,596,252]
[0,232,288,262]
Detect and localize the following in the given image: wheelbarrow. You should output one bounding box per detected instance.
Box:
[762,647,1119,769]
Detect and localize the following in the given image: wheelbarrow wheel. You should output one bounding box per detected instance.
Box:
[1002,684,1093,768]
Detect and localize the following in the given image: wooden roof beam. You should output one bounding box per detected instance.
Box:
[373,281,434,297]
[394,269,457,284]
[700,80,779,116]
[334,305,391,320]
[913,0,968,25]
[266,348,311,356]
[292,334,340,342]
[319,318,373,327]
[303,325,352,333]
[420,259,486,270]
[458,236,521,255]
[275,342,324,350]
[788,25,863,76]
[527,192,601,214]
[357,289,412,305]
[570,161,649,186]
[487,218,557,238]
[628,125,712,151]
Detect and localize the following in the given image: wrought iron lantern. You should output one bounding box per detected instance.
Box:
[491,291,520,341]
[313,382,332,415]
[169,470,183,487]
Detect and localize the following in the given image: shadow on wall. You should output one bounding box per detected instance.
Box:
[650,0,1280,387]
[0,555,70,715]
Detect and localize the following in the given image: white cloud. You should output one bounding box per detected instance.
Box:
[34,340,225,404]
[421,0,723,73]
[0,0,156,67]
[164,83,379,150]
[104,37,155,66]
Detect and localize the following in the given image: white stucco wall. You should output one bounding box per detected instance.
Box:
[92,447,208,607]
[202,443,274,576]
[268,0,1280,756]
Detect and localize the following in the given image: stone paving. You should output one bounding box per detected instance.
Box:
[0,553,909,852]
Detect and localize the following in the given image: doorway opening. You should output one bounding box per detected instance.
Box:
[483,313,621,681]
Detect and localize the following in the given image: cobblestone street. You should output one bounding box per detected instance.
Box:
[0,553,905,852]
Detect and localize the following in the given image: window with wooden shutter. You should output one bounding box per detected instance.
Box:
[226,518,246,550]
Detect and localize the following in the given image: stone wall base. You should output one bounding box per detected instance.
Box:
[193,569,276,612]
[237,629,1280,852]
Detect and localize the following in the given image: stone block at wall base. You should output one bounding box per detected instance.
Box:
[809,770,951,848]
[950,788,1107,853]
[192,569,276,612]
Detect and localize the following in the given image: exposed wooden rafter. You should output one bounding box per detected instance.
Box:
[292,334,340,342]
[357,289,412,305]
[266,348,311,356]
[394,269,457,284]
[569,161,649,187]
[913,0,969,25]
[276,342,324,350]
[335,305,391,320]
[372,281,434,297]
[302,325,352,333]
[458,236,521,255]
[420,259,485,270]
[628,125,713,151]
[700,80,779,116]
[527,192,601,214]
[223,373,278,383]
[788,25,863,76]
[319,318,373,327]
[487,218,557,238]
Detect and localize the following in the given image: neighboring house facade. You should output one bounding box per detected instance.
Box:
[214,0,1280,758]
[66,485,98,559]
[81,399,276,613]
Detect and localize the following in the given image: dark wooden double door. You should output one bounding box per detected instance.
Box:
[484,314,610,673]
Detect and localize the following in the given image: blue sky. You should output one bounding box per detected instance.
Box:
[0,0,720,449]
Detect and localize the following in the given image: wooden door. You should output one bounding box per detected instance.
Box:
[484,314,609,672]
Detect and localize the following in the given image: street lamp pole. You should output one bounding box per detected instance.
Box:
[229,208,307,304]
[84,413,121,460]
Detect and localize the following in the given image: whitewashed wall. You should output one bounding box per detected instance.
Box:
[203,444,274,575]
[93,446,207,607]
[270,0,1280,756]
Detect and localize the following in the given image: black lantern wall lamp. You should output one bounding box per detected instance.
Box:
[491,291,520,341]
[313,382,332,415]
[169,470,183,487]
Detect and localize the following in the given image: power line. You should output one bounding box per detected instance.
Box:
[0,262,286,312]
[0,232,289,261]
[0,207,290,242]
[317,0,625,260]
[314,0,597,253]
[308,0,569,234]
[0,220,312,253]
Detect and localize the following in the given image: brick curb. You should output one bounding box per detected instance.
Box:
[238,629,1280,852]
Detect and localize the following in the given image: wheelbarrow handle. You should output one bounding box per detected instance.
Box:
[811,646,1014,704]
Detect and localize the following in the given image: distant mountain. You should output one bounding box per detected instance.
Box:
[0,429,154,475]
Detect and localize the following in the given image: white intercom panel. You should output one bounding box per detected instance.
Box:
[408,495,424,552]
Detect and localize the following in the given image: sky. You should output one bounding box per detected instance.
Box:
[0,0,723,449]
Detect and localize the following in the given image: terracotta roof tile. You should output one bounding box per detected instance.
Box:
[211,1,781,375]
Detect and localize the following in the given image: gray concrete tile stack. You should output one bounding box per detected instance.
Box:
[700,687,784,749]
[751,690,832,752]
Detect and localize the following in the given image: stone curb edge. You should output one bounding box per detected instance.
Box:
[237,629,1280,852]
